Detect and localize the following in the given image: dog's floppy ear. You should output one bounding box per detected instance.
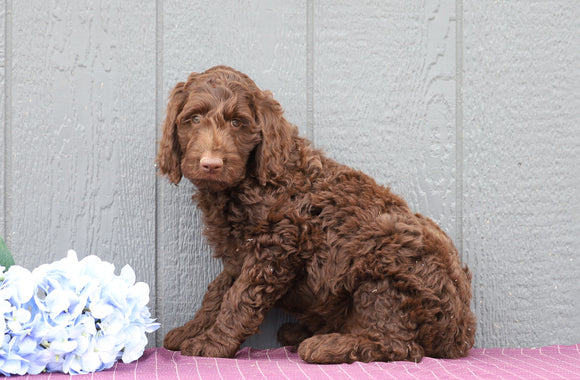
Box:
[254,91,297,186]
[156,80,191,184]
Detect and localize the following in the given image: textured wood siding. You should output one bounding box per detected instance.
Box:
[463,0,580,348]
[1,0,578,350]
[0,2,5,240]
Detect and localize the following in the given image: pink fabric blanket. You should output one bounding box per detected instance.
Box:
[5,344,580,379]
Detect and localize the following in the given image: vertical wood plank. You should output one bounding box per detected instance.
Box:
[0,3,6,240]
[463,0,580,347]
[314,0,458,239]
[9,0,158,339]
[158,0,306,349]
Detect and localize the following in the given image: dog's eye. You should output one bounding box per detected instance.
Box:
[191,115,201,124]
[231,119,242,128]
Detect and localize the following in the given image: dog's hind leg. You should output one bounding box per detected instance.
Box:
[297,330,424,364]
[296,279,425,364]
[297,333,389,363]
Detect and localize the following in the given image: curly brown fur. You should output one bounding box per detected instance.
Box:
[157,66,476,364]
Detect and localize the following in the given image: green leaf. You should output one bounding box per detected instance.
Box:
[0,236,15,270]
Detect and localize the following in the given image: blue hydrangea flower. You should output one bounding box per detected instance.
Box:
[0,251,160,376]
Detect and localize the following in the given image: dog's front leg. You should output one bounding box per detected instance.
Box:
[164,268,235,350]
[179,253,295,357]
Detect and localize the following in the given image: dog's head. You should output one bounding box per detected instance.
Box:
[156,66,295,191]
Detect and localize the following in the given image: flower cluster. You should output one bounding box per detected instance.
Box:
[0,250,160,376]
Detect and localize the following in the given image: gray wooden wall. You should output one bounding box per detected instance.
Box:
[1,1,578,350]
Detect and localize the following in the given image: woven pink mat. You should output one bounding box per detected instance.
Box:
[4,344,580,379]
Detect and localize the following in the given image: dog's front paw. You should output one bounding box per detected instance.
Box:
[164,326,191,351]
[180,333,239,358]
[164,319,211,351]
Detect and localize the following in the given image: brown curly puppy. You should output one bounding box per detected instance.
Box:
[157,66,476,364]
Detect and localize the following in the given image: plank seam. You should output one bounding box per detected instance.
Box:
[154,0,164,348]
[306,0,314,143]
[2,0,12,243]
[455,0,464,259]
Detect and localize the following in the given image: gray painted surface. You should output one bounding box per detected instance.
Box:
[463,0,580,348]
[1,1,578,350]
